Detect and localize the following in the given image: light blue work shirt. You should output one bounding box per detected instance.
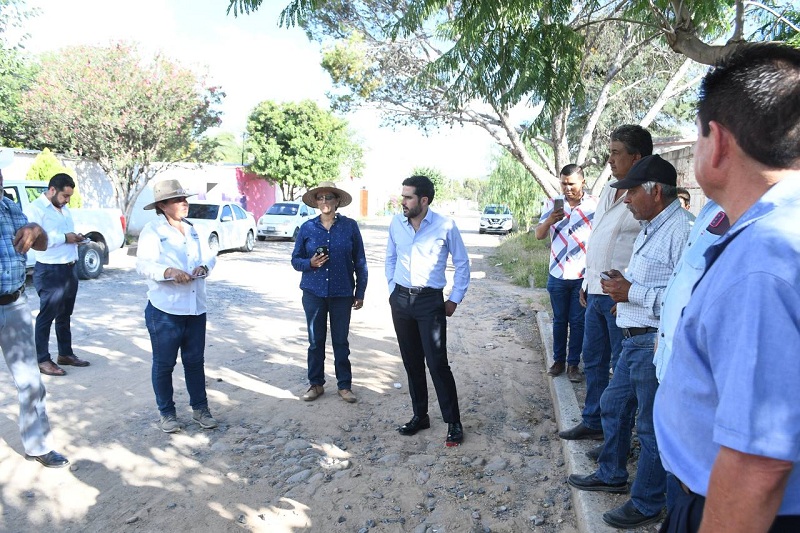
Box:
[654,200,727,382]
[385,208,470,304]
[654,178,800,514]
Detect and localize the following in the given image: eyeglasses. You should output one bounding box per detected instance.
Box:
[316,194,337,202]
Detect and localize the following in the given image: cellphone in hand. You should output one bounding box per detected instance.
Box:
[599,271,612,280]
[315,246,329,256]
[553,198,564,211]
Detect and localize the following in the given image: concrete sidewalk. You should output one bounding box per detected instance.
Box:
[535,311,657,533]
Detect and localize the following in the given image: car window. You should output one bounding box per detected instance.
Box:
[187,204,219,220]
[3,186,20,205]
[266,203,298,216]
[221,205,233,220]
[232,204,247,220]
[300,205,308,216]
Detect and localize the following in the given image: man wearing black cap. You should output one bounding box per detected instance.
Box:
[567,154,693,529]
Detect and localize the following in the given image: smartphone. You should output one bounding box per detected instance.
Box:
[599,271,612,280]
[315,246,329,256]
[553,198,564,211]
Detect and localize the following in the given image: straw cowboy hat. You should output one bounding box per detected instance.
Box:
[301,181,353,208]
[143,179,196,210]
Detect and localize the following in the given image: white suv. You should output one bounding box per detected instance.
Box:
[479,204,515,235]
[257,201,316,241]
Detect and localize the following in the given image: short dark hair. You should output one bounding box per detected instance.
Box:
[403,175,435,204]
[560,164,584,179]
[676,187,691,201]
[48,173,75,191]
[698,43,800,169]
[611,125,653,157]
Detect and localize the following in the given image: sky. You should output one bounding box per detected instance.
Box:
[21,0,497,188]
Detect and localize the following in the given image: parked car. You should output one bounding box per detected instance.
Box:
[479,204,515,235]
[185,200,257,254]
[4,180,126,279]
[257,201,316,242]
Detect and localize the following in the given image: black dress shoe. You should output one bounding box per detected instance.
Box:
[547,361,566,376]
[602,499,663,529]
[567,473,628,493]
[445,422,463,446]
[26,450,69,468]
[397,415,430,436]
[558,422,604,440]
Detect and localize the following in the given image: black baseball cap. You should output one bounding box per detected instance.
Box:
[610,154,677,189]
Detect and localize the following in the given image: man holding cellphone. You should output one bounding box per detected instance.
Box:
[535,165,597,382]
[27,173,91,376]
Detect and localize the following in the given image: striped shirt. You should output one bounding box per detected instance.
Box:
[539,194,598,280]
[616,200,693,328]
[0,197,29,294]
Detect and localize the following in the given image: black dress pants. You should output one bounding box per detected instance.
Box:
[389,287,460,423]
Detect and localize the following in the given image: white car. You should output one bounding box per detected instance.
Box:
[479,204,515,235]
[257,201,316,242]
[185,200,257,254]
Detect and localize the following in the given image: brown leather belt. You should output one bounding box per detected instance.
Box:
[0,285,25,306]
[621,326,658,338]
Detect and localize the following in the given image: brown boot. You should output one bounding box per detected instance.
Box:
[567,365,583,382]
[38,360,66,376]
[547,361,566,376]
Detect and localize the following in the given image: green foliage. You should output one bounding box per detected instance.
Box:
[245,99,363,200]
[25,148,83,208]
[19,42,224,222]
[485,150,546,231]
[0,0,38,146]
[491,231,551,288]
[207,132,245,164]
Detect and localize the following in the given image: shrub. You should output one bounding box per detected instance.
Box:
[491,231,551,287]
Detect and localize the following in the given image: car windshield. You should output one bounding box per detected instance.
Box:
[266,203,298,216]
[187,204,220,220]
[483,205,510,215]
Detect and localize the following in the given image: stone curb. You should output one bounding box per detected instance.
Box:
[535,310,619,533]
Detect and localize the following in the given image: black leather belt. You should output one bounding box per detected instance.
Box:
[621,326,658,338]
[0,285,25,306]
[36,261,76,267]
[395,285,442,295]
[678,478,693,495]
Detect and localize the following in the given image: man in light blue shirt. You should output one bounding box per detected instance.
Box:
[653,199,727,382]
[654,43,800,532]
[386,175,470,446]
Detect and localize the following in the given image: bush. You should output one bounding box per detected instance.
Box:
[491,231,551,288]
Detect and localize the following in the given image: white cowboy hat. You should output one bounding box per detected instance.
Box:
[301,181,353,208]
[143,179,196,210]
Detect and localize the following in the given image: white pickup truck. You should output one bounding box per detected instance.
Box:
[3,180,126,279]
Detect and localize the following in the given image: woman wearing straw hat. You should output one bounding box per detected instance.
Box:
[291,181,368,403]
[136,180,218,433]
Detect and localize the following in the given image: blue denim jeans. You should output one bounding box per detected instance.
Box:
[145,302,209,417]
[301,291,353,390]
[546,275,585,366]
[580,294,624,430]
[597,332,666,516]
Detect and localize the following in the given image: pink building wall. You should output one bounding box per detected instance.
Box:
[236,168,276,217]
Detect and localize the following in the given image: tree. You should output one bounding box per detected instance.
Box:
[208,132,245,164]
[484,150,546,231]
[245,99,363,200]
[20,42,224,224]
[0,0,39,146]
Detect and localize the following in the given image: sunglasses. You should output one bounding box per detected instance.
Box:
[316,194,337,202]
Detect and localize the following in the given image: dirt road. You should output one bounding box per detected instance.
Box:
[0,218,576,533]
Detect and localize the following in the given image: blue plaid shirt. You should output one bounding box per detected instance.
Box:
[0,196,30,294]
[291,214,368,299]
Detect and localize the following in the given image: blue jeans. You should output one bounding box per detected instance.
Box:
[301,291,353,390]
[145,302,209,417]
[597,332,665,516]
[546,275,584,366]
[33,262,79,362]
[580,294,624,430]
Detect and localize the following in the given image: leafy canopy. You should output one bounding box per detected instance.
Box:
[20,42,224,223]
[246,99,362,201]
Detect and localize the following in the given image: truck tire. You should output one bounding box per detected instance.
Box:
[241,231,255,252]
[77,242,104,280]
[209,233,220,254]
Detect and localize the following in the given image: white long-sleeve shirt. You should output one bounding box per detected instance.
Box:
[136,217,216,316]
[27,194,78,264]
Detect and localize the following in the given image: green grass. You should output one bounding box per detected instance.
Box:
[491,231,551,288]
